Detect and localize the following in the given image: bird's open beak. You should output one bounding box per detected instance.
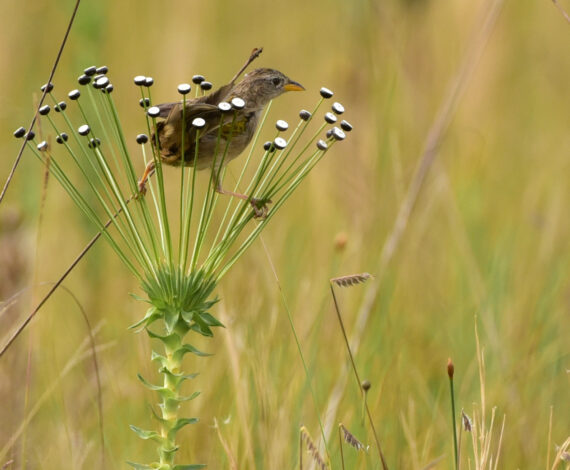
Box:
[284,79,305,92]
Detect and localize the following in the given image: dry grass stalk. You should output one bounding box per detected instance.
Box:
[551,436,570,470]
[468,321,506,470]
[212,417,237,470]
[330,273,372,288]
[300,426,328,470]
[552,0,570,24]
[462,411,473,432]
[339,423,366,452]
[320,1,505,457]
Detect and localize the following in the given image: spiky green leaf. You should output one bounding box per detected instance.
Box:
[137,373,164,392]
[129,425,162,443]
[167,417,199,441]
[178,391,201,402]
[172,343,211,363]
[164,308,180,334]
[129,307,162,331]
[198,312,224,328]
[147,329,182,351]
[173,464,206,470]
[160,367,199,382]
[151,350,167,367]
[126,461,154,469]
[189,321,213,337]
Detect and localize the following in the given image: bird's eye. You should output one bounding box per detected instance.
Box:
[272,77,282,86]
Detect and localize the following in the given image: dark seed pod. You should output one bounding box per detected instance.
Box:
[40,82,54,93]
[276,120,289,131]
[96,65,108,75]
[361,380,371,392]
[177,83,191,95]
[200,81,213,91]
[326,129,333,139]
[192,74,205,84]
[340,120,353,132]
[136,134,149,144]
[13,127,26,138]
[331,127,346,141]
[147,106,160,118]
[218,102,232,113]
[273,137,287,150]
[55,101,67,112]
[192,117,206,129]
[39,105,50,116]
[134,75,146,86]
[332,102,345,114]
[78,74,91,85]
[139,97,151,108]
[88,138,101,149]
[68,89,81,100]
[25,131,35,141]
[84,65,97,76]
[320,87,334,99]
[317,139,328,151]
[263,141,274,152]
[37,141,48,151]
[324,112,337,124]
[231,97,245,109]
[103,84,114,94]
[144,77,154,87]
[299,109,312,121]
[56,133,69,144]
[78,124,90,136]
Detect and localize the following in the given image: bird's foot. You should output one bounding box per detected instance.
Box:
[136,179,147,198]
[136,162,155,198]
[250,197,272,219]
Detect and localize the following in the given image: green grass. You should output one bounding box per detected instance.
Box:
[1,0,569,469]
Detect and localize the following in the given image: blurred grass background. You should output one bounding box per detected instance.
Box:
[1,0,569,468]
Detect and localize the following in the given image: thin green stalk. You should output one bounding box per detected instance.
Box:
[329,281,389,470]
[448,359,459,470]
[260,239,332,464]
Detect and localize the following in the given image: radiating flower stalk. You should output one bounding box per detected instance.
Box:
[15,65,352,469]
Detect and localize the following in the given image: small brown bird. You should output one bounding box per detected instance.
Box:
[138,49,304,215]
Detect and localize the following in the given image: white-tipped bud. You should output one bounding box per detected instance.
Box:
[231,97,245,109]
[78,124,90,136]
[147,106,160,118]
[192,117,206,129]
[273,137,287,150]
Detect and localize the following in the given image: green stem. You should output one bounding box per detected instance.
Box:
[449,374,458,470]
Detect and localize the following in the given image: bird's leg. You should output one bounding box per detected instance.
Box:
[229,47,264,85]
[215,178,271,219]
[137,160,156,196]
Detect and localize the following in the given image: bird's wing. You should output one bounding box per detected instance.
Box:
[154,102,178,118]
[156,102,239,158]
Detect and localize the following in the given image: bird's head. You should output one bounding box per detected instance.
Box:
[232,68,304,108]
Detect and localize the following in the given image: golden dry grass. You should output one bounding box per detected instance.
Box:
[1,0,569,468]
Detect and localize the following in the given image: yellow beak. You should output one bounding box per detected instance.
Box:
[284,80,305,92]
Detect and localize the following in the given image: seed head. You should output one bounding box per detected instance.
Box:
[447,358,454,379]
[177,83,191,95]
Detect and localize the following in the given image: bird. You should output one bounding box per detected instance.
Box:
[137,48,304,216]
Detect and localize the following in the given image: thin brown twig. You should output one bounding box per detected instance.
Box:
[0,198,132,359]
[0,0,81,205]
